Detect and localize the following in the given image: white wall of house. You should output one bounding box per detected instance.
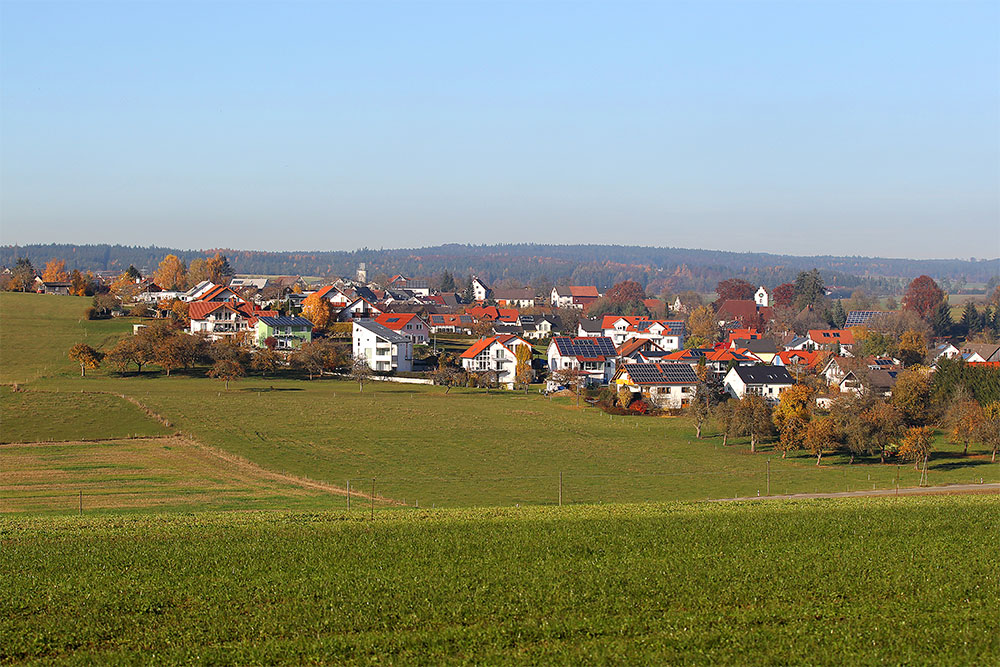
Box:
[352,323,413,372]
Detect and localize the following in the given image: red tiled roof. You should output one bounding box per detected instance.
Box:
[717,300,773,322]
[600,315,650,329]
[570,286,599,298]
[774,350,828,368]
[375,313,422,330]
[460,337,496,359]
[188,302,229,319]
[809,329,856,346]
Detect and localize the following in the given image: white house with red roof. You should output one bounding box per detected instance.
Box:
[546,336,618,387]
[188,301,276,341]
[312,285,352,308]
[550,286,600,309]
[375,312,429,344]
[598,315,686,350]
[460,335,532,389]
[807,329,855,355]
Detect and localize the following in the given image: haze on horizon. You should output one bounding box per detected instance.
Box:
[1,1,997,261]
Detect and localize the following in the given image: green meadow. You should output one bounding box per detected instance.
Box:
[2,496,998,665]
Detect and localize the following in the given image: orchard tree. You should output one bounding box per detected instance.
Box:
[734,394,773,453]
[861,401,904,463]
[11,258,36,291]
[949,398,984,455]
[977,402,1000,462]
[772,384,813,458]
[514,344,533,393]
[350,355,373,392]
[804,415,836,465]
[713,400,737,446]
[897,329,927,367]
[208,358,245,390]
[687,383,713,439]
[251,347,281,378]
[902,275,945,319]
[68,343,103,377]
[890,368,932,426]
[898,426,933,470]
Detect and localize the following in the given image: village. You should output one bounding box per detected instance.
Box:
[6,253,1000,465]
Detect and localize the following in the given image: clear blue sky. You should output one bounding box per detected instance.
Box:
[1,1,997,259]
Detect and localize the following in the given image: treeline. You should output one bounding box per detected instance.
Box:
[4,243,996,293]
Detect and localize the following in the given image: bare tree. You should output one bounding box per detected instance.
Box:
[350,356,373,393]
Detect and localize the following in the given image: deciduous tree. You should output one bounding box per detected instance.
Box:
[772,283,795,309]
[514,344,533,393]
[42,259,69,282]
[897,329,927,367]
[772,384,813,458]
[890,368,932,426]
[977,402,1000,463]
[302,293,335,329]
[804,416,836,465]
[716,278,755,302]
[350,355,373,392]
[687,305,718,343]
[68,343,103,377]
[948,397,984,455]
[607,280,645,304]
[153,254,188,290]
[902,275,945,319]
[713,399,737,446]
[208,358,245,390]
[898,426,933,470]
[734,394,773,453]
[861,400,904,463]
[251,348,281,378]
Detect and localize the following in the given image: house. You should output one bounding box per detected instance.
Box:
[577,317,605,338]
[929,342,961,365]
[471,276,491,302]
[336,297,382,321]
[196,284,247,304]
[838,368,899,397]
[352,320,413,372]
[754,286,769,307]
[387,275,430,297]
[772,349,829,370]
[704,347,759,374]
[730,338,778,364]
[519,314,563,340]
[807,329,856,355]
[428,314,475,334]
[550,285,600,309]
[546,336,618,388]
[229,277,269,290]
[613,363,699,409]
[723,366,794,403]
[959,343,1000,363]
[599,315,686,350]
[39,281,72,295]
[492,287,537,308]
[183,280,217,302]
[617,337,666,363]
[459,335,533,389]
[189,301,276,341]
[313,285,353,308]
[726,328,764,346]
[374,312,429,344]
[255,316,313,350]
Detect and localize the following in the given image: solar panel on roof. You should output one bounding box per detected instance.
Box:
[555,337,617,359]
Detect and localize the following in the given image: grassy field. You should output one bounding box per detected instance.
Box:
[0,390,171,443]
[2,291,998,512]
[0,292,135,384]
[2,495,997,664]
[0,435,343,514]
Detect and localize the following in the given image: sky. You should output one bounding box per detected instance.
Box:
[0,0,998,259]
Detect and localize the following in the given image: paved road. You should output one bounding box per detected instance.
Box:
[709,483,1000,502]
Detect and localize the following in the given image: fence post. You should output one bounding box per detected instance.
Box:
[559,472,563,507]
[79,490,82,515]
[370,478,375,520]
[347,480,350,509]
[895,466,899,496]
[766,459,770,496]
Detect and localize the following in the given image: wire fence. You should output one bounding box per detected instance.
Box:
[5,462,998,515]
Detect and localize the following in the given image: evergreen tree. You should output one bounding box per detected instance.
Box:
[793,269,825,310]
[959,302,979,336]
[930,302,953,337]
[125,265,142,280]
[831,299,847,328]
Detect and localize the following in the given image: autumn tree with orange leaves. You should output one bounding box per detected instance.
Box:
[902,275,945,319]
[42,259,69,282]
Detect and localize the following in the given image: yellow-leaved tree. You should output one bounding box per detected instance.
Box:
[302,293,335,329]
[42,259,69,282]
[154,254,188,291]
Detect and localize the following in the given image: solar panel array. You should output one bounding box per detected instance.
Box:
[554,337,617,359]
[625,363,698,385]
[845,311,890,327]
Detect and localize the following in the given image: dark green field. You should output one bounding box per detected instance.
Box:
[2,496,998,664]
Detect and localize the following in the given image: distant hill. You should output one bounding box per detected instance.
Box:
[2,243,996,293]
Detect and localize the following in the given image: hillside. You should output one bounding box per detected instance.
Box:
[4,243,997,292]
